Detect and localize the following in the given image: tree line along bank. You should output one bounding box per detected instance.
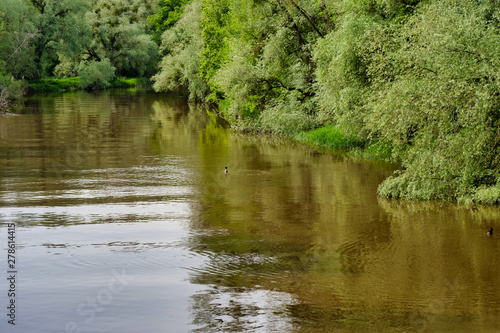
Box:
[2,0,500,204]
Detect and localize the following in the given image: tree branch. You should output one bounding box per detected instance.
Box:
[287,0,324,38]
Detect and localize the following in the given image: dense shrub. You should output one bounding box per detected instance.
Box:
[78,59,116,90]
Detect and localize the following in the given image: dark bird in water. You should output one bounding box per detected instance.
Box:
[224,166,228,174]
[487,228,493,236]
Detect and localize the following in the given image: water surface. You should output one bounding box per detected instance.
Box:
[1,90,500,332]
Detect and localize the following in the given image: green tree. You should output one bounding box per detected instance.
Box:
[81,0,159,78]
[29,0,91,78]
[313,13,374,135]
[198,0,327,132]
[148,0,190,43]
[0,0,39,79]
[78,58,116,90]
[364,0,500,201]
[0,0,38,110]
[198,0,231,103]
[152,0,208,101]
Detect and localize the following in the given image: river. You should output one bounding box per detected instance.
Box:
[1,90,500,332]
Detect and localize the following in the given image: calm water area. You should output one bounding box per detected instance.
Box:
[1,90,500,333]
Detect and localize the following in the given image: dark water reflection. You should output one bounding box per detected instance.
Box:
[1,90,500,332]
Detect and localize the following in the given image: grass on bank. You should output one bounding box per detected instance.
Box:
[27,77,80,92]
[295,125,362,149]
[296,126,500,205]
[27,77,151,92]
[108,77,150,89]
[294,125,393,161]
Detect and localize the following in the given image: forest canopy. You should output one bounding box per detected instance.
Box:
[2,0,500,204]
[0,0,159,91]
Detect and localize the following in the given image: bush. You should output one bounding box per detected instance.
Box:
[109,77,151,89]
[259,92,319,135]
[78,59,116,90]
[468,186,500,205]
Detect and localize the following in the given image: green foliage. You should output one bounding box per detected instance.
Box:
[373,0,422,19]
[0,0,163,108]
[312,13,374,136]
[259,92,319,135]
[198,0,231,102]
[0,0,39,79]
[151,0,208,101]
[109,77,151,89]
[370,0,500,201]
[295,126,363,149]
[78,59,116,90]
[148,0,190,42]
[27,77,80,92]
[29,0,92,78]
[83,0,159,78]
[21,0,160,80]
[350,141,394,161]
[27,76,149,92]
[469,186,500,205]
[0,9,26,108]
[0,74,24,112]
[206,0,324,131]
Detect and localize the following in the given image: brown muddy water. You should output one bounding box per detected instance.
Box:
[1,90,500,333]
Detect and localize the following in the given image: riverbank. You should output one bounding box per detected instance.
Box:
[292,124,500,206]
[150,0,500,206]
[294,125,393,162]
[27,77,151,93]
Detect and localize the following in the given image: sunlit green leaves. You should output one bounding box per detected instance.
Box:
[312,13,374,134]
[370,0,500,201]
[152,0,208,101]
[198,0,323,131]
[148,0,190,42]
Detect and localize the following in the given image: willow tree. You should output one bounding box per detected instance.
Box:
[0,0,41,109]
[26,0,91,78]
[151,0,209,101]
[363,0,500,202]
[312,0,422,135]
[148,0,190,43]
[0,0,40,79]
[201,0,332,133]
[46,0,160,88]
[80,0,159,78]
